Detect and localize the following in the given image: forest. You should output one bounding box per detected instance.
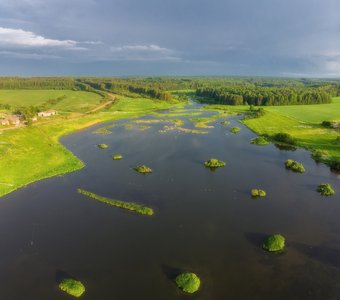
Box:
[1,76,340,106]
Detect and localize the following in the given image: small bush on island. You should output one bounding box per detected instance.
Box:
[263,234,285,252]
[112,154,123,160]
[321,120,333,128]
[133,165,153,174]
[97,143,108,149]
[317,183,335,196]
[230,127,241,134]
[175,273,201,294]
[59,278,85,298]
[251,136,269,146]
[285,159,305,173]
[204,158,226,168]
[251,189,266,197]
[221,120,230,125]
[78,188,154,215]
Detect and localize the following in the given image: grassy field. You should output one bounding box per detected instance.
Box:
[264,97,340,123]
[242,99,340,166]
[111,95,185,112]
[0,96,182,197]
[0,90,102,112]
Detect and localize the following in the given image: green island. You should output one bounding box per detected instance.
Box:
[317,183,335,196]
[251,189,266,197]
[262,234,285,252]
[77,188,154,215]
[285,159,305,173]
[204,158,226,168]
[230,126,241,134]
[59,278,85,298]
[251,136,269,146]
[134,165,153,174]
[112,154,123,160]
[97,143,108,149]
[175,272,201,294]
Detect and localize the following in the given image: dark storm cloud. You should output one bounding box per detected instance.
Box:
[0,0,339,76]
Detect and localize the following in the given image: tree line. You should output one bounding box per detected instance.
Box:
[196,85,334,106]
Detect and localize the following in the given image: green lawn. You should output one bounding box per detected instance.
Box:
[0,90,102,112]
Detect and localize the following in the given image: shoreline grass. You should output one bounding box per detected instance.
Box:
[250,136,269,146]
[77,188,154,216]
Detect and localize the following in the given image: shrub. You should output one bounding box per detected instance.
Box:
[321,120,333,128]
[175,273,201,294]
[134,165,153,173]
[204,158,226,168]
[317,183,335,196]
[251,189,266,197]
[112,154,123,160]
[285,159,305,173]
[97,143,108,149]
[59,278,85,298]
[221,120,230,125]
[263,234,285,252]
[251,136,269,145]
[272,133,296,145]
[230,127,240,134]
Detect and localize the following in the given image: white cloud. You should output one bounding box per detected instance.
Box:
[109,44,180,61]
[0,27,78,48]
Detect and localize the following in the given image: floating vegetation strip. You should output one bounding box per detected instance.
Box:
[134,165,153,174]
[93,127,111,135]
[97,143,108,149]
[251,189,266,197]
[230,126,241,134]
[204,158,226,168]
[112,154,123,160]
[159,125,208,134]
[250,136,269,145]
[317,183,335,196]
[175,272,201,294]
[263,234,285,252]
[77,188,154,216]
[285,159,305,173]
[59,278,85,298]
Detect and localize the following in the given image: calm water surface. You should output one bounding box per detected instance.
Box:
[0,103,339,299]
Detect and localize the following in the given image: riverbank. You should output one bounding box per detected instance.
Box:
[0,97,185,197]
[203,97,340,171]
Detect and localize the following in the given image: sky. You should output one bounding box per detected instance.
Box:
[0,0,339,77]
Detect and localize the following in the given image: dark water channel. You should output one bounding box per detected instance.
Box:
[0,102,339,299]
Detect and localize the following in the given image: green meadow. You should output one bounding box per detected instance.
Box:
[0,96,179,197]
[0,90,102,112]
[242,98,340,165]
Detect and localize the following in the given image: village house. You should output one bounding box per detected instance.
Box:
[0,115,21,126]
[37,110,57,118]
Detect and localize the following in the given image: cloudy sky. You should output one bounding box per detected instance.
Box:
[0,0,339,76]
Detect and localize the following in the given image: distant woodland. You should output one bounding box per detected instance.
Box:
[1,76,340,106]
